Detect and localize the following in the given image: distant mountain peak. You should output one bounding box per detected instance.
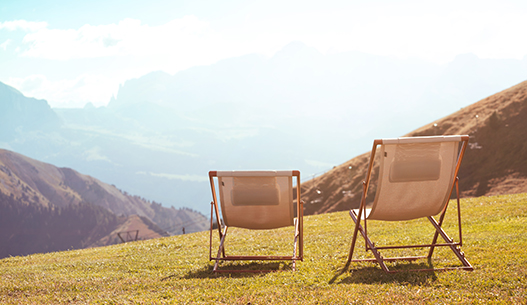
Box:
[0,81,62,139]
[453,53,480,61]
[84,102,96,109]
[107,71,172,109]
[272,41,322,61]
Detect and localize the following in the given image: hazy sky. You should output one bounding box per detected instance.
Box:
[1,0,527,108]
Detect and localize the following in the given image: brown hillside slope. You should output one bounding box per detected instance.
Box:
[0,149,208,234]
[0,149,209,257]
[0,149,154,216]
[302,80,527,215]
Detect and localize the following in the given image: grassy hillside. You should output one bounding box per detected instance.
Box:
[1,193,526,304]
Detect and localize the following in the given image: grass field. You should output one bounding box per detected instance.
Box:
[1,193,526,304]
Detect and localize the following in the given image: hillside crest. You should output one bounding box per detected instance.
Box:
[301,80,527,215]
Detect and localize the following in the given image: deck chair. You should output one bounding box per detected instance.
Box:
[208,170,303,272]
[346,135,473,273]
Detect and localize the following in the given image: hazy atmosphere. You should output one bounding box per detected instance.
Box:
[2,0,527,108]
[2,0,527,214]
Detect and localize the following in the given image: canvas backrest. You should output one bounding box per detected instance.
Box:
[216,170,295,229]
[368,136,462,221]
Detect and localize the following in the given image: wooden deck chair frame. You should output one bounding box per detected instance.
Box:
[209,170,303,273]
[346,135,473,273]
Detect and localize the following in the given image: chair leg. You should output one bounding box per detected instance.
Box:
[429,177,460,258]
[213,226,229,272]
[346,210,361,266]
[348,210,390,272]
[347,184,367,266]
[209,202,214,261]
[427,217,473,270]
[427,211,447,259]
[292,218,299,271]
[427,178,471,270]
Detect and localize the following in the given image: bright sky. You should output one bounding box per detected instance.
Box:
[1,0,527,108]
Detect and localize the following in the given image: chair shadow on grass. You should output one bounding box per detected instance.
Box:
[162,261,295,280]
[328,260,439,285]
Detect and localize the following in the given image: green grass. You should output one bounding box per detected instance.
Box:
[1,193,527,304]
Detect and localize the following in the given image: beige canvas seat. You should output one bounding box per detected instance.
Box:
[346,135,473,272]
[208,170,303,272]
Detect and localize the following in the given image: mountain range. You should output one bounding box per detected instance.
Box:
[2,42,527,215]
